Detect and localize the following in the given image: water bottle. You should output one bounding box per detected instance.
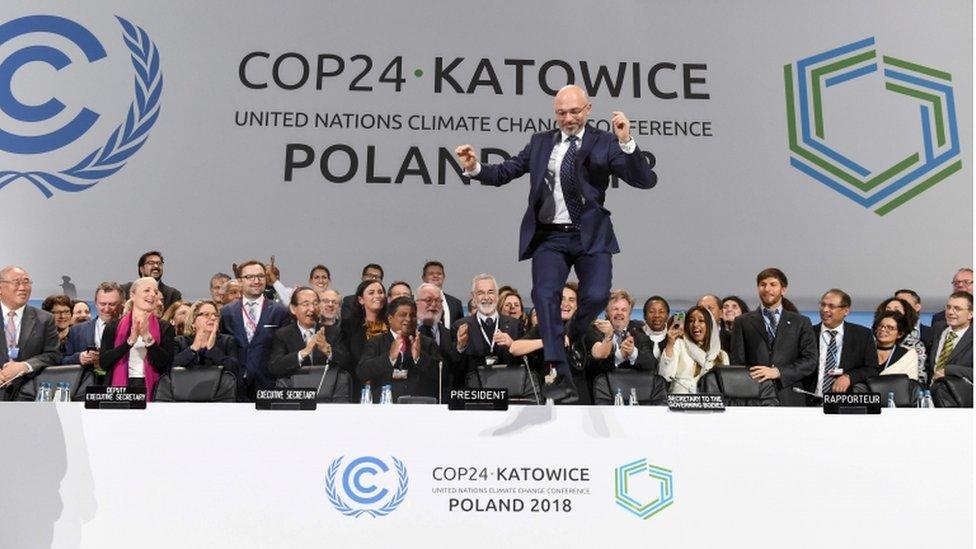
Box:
[380,384,393,405]
[35,381,52,402]
[629,387,639,406]
[886,391,896,408]
[613,388,624,406]
[921,390,934,409]
[360,383,372,405]
[916,388,924,408]
[54,382,71,402]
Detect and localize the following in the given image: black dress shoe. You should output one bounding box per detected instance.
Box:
[544,374,579,404]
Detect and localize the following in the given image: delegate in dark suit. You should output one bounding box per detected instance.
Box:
[62,318,98,365]
[268,323,342,378]
[220,299,291,399]
[1,306,61,400]
[420,322,460,400]
[357,332,441,402]
[452,313,523,373]
[460,88,656,400]
[731,310,818,406]
[927,324,973,383]
[803,322,878,401]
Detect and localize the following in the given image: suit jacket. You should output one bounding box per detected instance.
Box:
[804,322,878,396]
[926,324,973,383]
[267,323,346,379]
[99,318,175,380]
[357,331,441,402]
[340,294,359,324]
[452,313,523,371]
[473,125,656,260]
[420,322,461,399]
[122,279,183,310]
[442,293,464,328]
[919,323,934,355]
[219,298,291,397]
[1,306,61,400]
[62,318,98,364]
[173,333,240,378]
[583,325,658,375]
[730,309,818,406]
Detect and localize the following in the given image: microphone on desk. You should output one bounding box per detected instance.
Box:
[793,386,823,400]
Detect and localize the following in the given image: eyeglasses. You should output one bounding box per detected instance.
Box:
[417,297,441,305]
[197,311,219,319]
[240,274,266,282]
[0,278,32,287]
[143,260,164,267]
[876,324,899,332]
[320,299,340,305]
[818,302,846,310]
[52,309,73,317]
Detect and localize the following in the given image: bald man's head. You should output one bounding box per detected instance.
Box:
[554,85,591,135]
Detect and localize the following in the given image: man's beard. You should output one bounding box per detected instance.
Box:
[420,309,442,326]
[477,301,497,317]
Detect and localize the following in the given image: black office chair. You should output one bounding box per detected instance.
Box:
[275,365,351,403]
[466,364,543,404]
[155,366,238,402]
[17,364,94,401]
[591,369,668,405]
[697,366,779,406]
[930,371,973,408]
[853,374,921,407]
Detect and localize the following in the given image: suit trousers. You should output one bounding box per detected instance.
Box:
[530,230,612,376]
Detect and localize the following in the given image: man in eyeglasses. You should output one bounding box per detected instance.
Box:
[122,250,183,310]
[219,259,291,401]
[455,85,657,403]
[801,289,877,404]
[416,282,460,400]
[0,265,61,400]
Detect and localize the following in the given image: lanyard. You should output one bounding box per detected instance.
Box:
[479,316,498,352]
[243,300,260,333]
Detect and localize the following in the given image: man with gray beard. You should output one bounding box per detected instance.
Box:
[417,283,461,398]
[452,274,523,376]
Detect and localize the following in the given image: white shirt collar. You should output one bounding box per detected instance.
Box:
[476,311,499,324]
[561,127,586,143]
[820,322,845,336]
[1,302,25,320]
[243,295,265,308]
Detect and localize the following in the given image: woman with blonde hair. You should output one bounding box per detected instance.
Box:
[172,300,240,376]
[99,277,174,399]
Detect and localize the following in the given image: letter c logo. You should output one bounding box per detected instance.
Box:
[0,15,106,154]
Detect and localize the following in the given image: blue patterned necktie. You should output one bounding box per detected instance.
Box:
[559,135,584,226]
[823,330,837,394]
[762,308,778,346]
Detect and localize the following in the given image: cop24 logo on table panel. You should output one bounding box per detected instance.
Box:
[326,455,409,518]
[0,14,162,197]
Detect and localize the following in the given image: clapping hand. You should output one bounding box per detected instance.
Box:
[611,111,631,143]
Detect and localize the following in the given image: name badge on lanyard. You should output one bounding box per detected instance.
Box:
[480,318,499,365]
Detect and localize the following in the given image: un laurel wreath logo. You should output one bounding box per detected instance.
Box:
[0,15,162,197]
[326,455,409,518]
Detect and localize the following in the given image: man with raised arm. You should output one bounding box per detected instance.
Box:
[455,84,656,402]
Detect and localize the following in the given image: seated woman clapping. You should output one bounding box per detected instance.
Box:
[173,300,240,377]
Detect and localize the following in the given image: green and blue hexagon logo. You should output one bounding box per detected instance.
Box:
[784,37,961,216]
[613,458,673,520]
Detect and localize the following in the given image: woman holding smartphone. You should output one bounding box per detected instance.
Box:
[658,306,728,394]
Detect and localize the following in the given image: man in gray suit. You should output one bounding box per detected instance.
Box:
[0,266,61,399]
[730,267,818,406]
[928,291,973,384]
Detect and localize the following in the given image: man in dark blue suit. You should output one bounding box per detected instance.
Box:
[63,282,123,366]
[455,85,657,402]
[220,260,291,400]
